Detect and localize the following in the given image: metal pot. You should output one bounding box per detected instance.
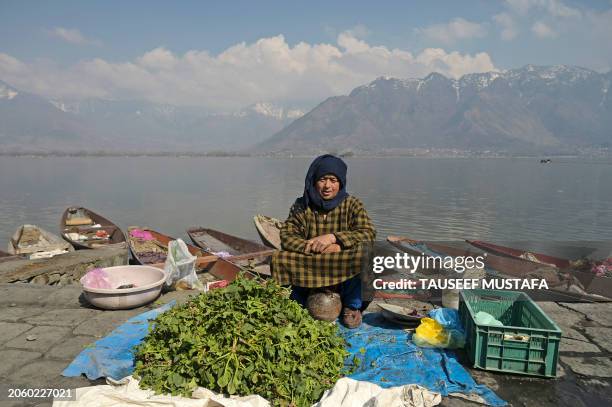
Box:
[306,290,342,321]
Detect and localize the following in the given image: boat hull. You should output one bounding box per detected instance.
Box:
[253,215,283,249]
[387,235,611,302]
[61,207,127,250]
[127,227,216,270]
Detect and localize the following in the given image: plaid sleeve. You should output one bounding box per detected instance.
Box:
[334,197,376,249]
[280,201,309,254]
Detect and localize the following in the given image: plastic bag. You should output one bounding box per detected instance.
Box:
[80,268,113,289]
[413,308,466,349]
[129,228,154,240]
[413,318,450,348]
[429,308,462,330]
[475,311,504,327]
[164,239,204,291]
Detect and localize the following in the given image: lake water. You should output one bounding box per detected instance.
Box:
[1,156,611,249]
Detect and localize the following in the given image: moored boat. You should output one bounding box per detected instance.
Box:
[387,235,611,301]
[253,215,283,249]
[8,224,74,259]
[187,227,274,259]
[466,240,571,268]
[187,227,274,279]
[206,257,271,283]
[61,207,127,249]
[127,226,216,269]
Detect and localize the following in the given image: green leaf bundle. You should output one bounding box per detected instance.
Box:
[134,276,351,406]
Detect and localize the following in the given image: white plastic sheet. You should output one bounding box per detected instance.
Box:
[52,377,441,407]
[52,376,269,407]
[314,378,441,407]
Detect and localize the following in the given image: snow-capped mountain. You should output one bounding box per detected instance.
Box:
[260,65,612,153]
[0,86,306,152]
[2,65,611,153]
[0,80,19,100]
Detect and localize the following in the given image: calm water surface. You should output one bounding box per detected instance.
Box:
[1,156,611,249]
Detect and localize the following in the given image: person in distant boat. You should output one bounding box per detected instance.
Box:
[271,154,376,328]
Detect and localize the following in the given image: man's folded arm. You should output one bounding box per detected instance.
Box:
[280,203,309,253]
[334,200,376,249]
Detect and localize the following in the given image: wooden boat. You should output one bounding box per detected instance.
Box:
[127,226,216,270]
[187,227,274,259]
[187,227,274,279]
[206,257,272,283]
[8,224,74,259]
[466,240,571,268]
[61,207,127,250]
[387,235,611,302]
[253,215,283,249]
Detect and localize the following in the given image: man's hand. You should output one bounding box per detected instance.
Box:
[322,244,341,253]
[305,234,336,253]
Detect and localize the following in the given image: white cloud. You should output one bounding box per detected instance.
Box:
[47,27,102,46]
[420,18,487,44]
[505,0,534,15]
[493,13,518,40]
[532,21,558,38]
[546,0,581,18]
[580,9,612,70]
[0,32,496,110]
[0,53,26,74]
[504,0,580,18]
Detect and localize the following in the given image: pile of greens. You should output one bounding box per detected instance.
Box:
[134,276,351,406]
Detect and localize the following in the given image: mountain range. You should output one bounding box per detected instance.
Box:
[2,65,611,154]
[260,65,612,154]
[0,80,304,153]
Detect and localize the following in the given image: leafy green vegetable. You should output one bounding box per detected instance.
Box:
[134,275,352,406]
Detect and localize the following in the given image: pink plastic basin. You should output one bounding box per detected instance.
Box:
[82,265,167,310]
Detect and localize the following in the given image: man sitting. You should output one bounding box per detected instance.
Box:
[271,154,376,328]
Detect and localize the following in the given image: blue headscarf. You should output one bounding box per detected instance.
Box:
[303,154,349,211]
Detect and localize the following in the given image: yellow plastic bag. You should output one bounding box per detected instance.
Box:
[413,317,450,348]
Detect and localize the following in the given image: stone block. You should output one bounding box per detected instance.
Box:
[73,310,140,337]
[559,303,612,327]
[0,246,128,284]
[562,356,612,378]
[561,327,589,341]
[45,336,96,360]
[559,337,601,353]
[10,360,72,387]
[0,350,42,377]
[0,322,34,345]
[24,309,98,327]
[4,326,71,352]
[584,327,612,353]
[30,274,49,285]
[538,302,583,329]
[0,307,47,322]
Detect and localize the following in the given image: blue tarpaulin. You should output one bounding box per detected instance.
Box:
[62,301,175,380]
[63,303,505,406]
[339,312,506,406]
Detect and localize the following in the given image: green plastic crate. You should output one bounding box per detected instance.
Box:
[459,289,562,377]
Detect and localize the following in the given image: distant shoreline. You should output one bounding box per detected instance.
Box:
[0,148,609,159]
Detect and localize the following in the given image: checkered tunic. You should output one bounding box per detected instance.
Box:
[271,195,376,287]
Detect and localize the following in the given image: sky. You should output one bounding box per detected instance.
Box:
[1,0,611,110]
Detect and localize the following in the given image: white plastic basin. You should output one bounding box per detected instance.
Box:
[82,265,167,310]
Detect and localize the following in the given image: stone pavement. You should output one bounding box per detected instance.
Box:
[0,283,196,407]
[0,283,611,406]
